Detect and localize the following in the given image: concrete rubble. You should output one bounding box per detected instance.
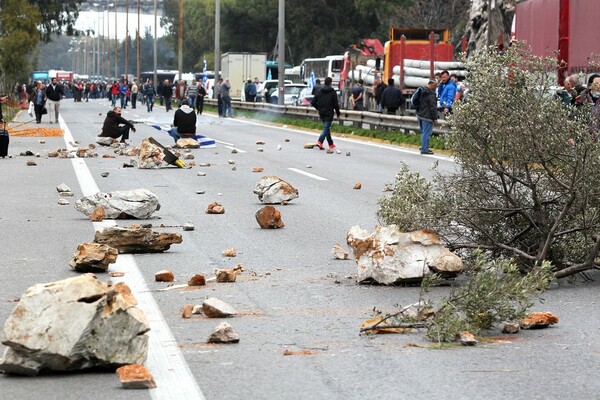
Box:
[331,243,350,260]
[116,364,156,389]
[458,331,478,346]
[207,322,240,344]
[182,304,194,319]
[202,298,237,318]
[69,242,119,273]
[176,138,200,148]
[187,274,206,286]
[94,226,182,253]
[222,248,237,257]
[96,136,115,146]
[255,205,285,229]
[90,207,106,221]
[56,183,74,196]
[353,183,362,190]
[216,268,237,283]
[253,175,299,204]
[75,188,161,219]
[346,225,464,284]
[520,312,559,329]
[0,274,149,375]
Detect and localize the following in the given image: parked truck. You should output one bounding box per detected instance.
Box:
[513,0,600,84]
[220,52,267,100]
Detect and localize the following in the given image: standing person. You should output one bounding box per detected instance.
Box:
[416,79,438,155]
[157,80,164,106]
[350,79,365,111]
[168,99,197,143]
[221,79,232,117]
[45,77,64,124]
[246,79,257,102]
[14,82,23,103]
[143,79,156,112]
[381,78,405,115]
[162,79,173,112]
[30,81,46,124]
[187,79,199,110]
[438,70,457,115]
[311,79,322,95]
[215,78,224,117]
[110,81,119,107]
[197,82,207,114]
[131,81,138,109]
[310,77,340,150]
[99,107,136,144]
[373,77,387,113]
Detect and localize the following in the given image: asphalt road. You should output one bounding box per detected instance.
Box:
[0,98,599,400]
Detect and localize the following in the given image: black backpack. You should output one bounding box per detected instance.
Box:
[411,87,423,108]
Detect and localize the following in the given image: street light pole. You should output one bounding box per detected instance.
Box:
[277,0,285,105]
[114,2,118,79]
[125,0,129,81]
[137,0,140,82]
[178,0,183,83]
[153,0,157,85]
[214,0,220,99]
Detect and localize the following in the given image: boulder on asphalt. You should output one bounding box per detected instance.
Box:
[207,322,240,343]
[154,269,175,282]
[176,138,200,149]
[346,225,464,284]
[94,226,182,253]
[90,206,106,222]
[75,188,161,219]
[137,137,165,169]
[255,205,284,229]
[187,274,206,286]
[0,274,149,375]
[116,364,156,389]
[69,242,119,273]
[457,331,478,346]
[96,136,114,146]
[253,175,299,204]
[216,268,237,283]
[205,202,225,214]
[520,312,559,330]
[202,297,237,318]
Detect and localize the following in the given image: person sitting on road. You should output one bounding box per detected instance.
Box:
[168,99,197,143]
[99,107,136,144]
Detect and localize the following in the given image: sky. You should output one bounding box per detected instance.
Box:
[74,11,166,40]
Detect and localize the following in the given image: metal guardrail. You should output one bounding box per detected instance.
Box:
[204,98,449,135]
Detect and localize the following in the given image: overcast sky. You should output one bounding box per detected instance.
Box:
[75,11,166,39]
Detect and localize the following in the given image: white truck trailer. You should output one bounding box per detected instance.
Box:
[221,52,267,100]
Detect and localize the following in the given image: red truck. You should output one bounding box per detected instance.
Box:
[514,0,600,83]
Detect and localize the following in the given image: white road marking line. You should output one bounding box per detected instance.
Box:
[60,116,205,400]
[288,167,328,181]
[223,145,247,153]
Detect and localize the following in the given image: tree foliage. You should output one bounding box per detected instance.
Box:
[28,0,85,42]
[378,42,600,278]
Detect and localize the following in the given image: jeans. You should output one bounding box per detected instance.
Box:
[168,128,197,143]
[146,95,154,111]
[188,95,197,109]
[131,93,137,108]
[118,125,131,141]
[418,118,433,152]
[318,119,334,145]
[222,96,232,117]
[120,93,126,109]
[164,96,172,111]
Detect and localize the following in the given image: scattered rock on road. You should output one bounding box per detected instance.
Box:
[116,364,156,389]
[182,304,194,319]
[252,167,264,173]
[0,274,149,375]
[94,226,182,253]
[207,322,240,343]
[205,202,225,214]
[216,268,237,283]
[457,331,478,346]
[90,206,106,221]
[57,199,70,205]
[346,225,463,284]
[75,188,161,219]
[332,243,350,260]
[69,242,118,273]
[222,248,236,257]
[188,274,206,286]
[253,175,299,204]
[202,297,237,318]
[255,205,285,229]
[353,183,362,190]
[155,269,175,282]
[176,138,200,148]
[520,312,559,329]
[182,222,195,231]
[502,321,520,334]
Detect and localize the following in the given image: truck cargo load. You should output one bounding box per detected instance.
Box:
[221,53,267,100]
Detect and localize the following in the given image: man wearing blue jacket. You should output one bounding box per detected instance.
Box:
[438,70,457,115]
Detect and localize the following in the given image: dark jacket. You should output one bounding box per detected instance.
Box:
[374,82,387,103]
[173,105,197,136]
[416,87,438,122]
[45,83,64,101]
[381,85,405,110]
[100,110,135,138]
[311,85,340,120]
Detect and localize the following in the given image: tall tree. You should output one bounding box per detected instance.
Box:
[29,0,86,41]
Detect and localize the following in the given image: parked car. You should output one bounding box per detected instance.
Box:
[268,83,308,105]
[257,79,292,103]
[296,94,314,107]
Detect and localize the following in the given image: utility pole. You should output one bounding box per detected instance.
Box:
[125,0,129,80]
[277,0,285,105]
[114,3,118,80]
[153,0,157,86]
[214,0,220,99]
[178,0,183,83]
[137,0,140,82]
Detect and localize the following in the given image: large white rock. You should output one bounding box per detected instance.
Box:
[75,188,160,219]
[253,175,299,204]
[346,225,463,285]
[0,274,149,375]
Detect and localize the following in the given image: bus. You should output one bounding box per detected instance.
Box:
[300,55,344,89]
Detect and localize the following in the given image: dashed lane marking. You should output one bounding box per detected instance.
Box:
[288,167,328,181]
[60,116,206,400]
